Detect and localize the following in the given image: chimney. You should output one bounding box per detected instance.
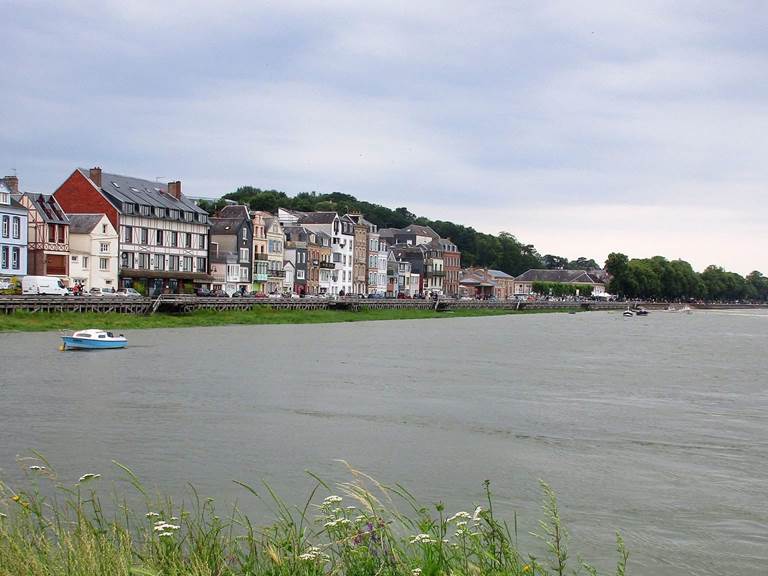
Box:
[2,175,18,194]
[89,167,102,187]
[167,180,182,199]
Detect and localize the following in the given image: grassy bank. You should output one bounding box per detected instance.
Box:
[0,307,571,333]
[0,457,628,576]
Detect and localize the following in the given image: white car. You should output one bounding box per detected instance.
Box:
[116,288,142,297]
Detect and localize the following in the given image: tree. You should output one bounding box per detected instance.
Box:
[543,254,569,269]
[568,257,599,270]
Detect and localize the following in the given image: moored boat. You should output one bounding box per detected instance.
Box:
[635,308,649,316]
[623,310,634,317]
[61,329,127,350]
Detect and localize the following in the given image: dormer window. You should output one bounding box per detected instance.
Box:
[139,205,150,216]
[124,203,134,214]
[184,211,193,222]
[169,209,179,220]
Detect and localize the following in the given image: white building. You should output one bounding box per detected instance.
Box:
[67,214,119,290]
[368,235,389,295]
[280,209,354,296]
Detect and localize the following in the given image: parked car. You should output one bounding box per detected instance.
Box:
[116,288,142,297]
[195,287,211,297]
[267,292,283,299]
[211,289,229,297]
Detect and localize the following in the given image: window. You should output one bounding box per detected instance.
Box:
[140,205,150,216]
[242,227,247,240]
[154,254,165,271]
[239,266,249,281]
[199,234,206,250]
[182,256,192,272]
[227,264,239,279]
[11,247,19,270]
[170,231,178,247]
[333,253,341,263]
[121,252,134,269]
[138,253,150,270]
[196,257,207,273]
[1,216,8,237]
[156,229,164,246]
[100,242,109,253]
[169,209,179,220]
[184,212,193,222]
[99,257,109,271]
[12,217,20,239]
[124,202,133,213]
[48,223,56,242]
[102,224,107,233]
[184,232,192,248]
[57,225,65,243]
[140,228,148,244]
[168,255,179,271]
[296,270,305,280]
[82,256,89,269]
[71,255,78,262]
[1,246,7,268]
[239,248,249,262]
[123,225,133,243]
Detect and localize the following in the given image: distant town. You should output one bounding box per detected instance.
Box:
[1,168,765,302]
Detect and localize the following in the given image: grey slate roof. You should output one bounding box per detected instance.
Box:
[79,169,207,219]
[401,224,439,239]
[488,269,514,279]
[217,205,250,220]
[297,211,337,224]
[515,269,604,284]
[25,193,69,224]
[0,182,26,212]
[67,214,104,234]
[210,217,243,235]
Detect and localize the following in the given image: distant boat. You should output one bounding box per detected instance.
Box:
[635,308,649,316]
[61,329,127,351]
[623,310,634,317]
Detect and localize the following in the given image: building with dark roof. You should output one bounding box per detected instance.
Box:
[1,176,28,277]
[54,167,211,295]
[67,213,119,290]
[210,205,252,293]
[19,192,70,279]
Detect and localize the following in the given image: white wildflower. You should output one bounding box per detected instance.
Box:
[298,546,329,562]
[323,495,342,504]
[447,511,471,523]
[28,465,45,471]
[153,522,180,532]
[471,506,483,525]
[170,516,178,521]
[409,533,436,545]
[158,531,175,538]
[145,512,160,519]
[412,569,422,576]
[78,473,101,483]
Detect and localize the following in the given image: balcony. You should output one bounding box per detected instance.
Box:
[253,273,268,281]
[255,253,269,261]
[427,270,446,277]
[268,270,286,278]
[319,261,335,269]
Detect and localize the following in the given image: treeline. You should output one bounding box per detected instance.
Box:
[201,187,545,275]
[605,253,768,301]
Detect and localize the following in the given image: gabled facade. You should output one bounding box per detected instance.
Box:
[0,177,28,278]
[459,268,514,299]
[391,241,444,296]
[261,214,285,294]
[54,167,211,296]
[19,192,69,280]
[284,226,308,295]
[440,239,461,297]
[296,212,354,295]
[210,205,252,293]
[345,213,369,295]
[250,210,268,293]
[67,214,119,290]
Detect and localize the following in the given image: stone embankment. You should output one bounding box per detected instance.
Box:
[1,294,763,316]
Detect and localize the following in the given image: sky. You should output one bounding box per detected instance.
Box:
[1,1,766,274]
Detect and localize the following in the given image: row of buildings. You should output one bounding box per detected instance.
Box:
[1,168,606,298]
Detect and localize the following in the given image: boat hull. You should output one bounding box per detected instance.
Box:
[61,337,127,350]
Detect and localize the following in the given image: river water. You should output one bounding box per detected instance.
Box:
[1,310,766,574]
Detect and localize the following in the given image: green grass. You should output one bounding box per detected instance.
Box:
[0,456,629,576]
[0,307,570,333]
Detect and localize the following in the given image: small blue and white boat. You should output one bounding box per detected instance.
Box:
[61,329,127,350]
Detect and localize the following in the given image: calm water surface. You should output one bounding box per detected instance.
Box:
[1,310,767,574]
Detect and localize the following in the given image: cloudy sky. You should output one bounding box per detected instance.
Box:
[1,1,766,273]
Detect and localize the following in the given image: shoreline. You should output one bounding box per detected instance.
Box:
[0,306,580,333]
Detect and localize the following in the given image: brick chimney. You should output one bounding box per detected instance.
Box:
[89,167,102,187]
[167,180,182,199]
[2,175,19,194]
